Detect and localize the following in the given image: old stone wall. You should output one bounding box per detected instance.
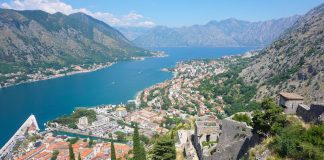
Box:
[279,97,303,114]
[203,118,258,160]
[297,103,324,124]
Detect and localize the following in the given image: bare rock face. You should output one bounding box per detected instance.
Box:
[240,3,324,103]
[0,9,148,73]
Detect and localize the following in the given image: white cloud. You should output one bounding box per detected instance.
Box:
[1,0,155,27]
[123,11,143,21]
[137,21,155,27]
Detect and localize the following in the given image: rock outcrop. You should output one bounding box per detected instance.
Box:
[203,118,257,160]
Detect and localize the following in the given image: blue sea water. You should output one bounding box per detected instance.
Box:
[0,47,255,147]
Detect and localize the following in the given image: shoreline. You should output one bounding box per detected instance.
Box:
[0,62,115,89]
[0,53,168,90]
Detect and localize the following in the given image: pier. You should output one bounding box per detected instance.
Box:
[0,114,39,158]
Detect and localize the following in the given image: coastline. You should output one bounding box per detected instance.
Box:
[0,62,115,89]
[0,52,168,89]
[0,47,254,149]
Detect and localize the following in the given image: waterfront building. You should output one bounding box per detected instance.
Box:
[116,107,127,117]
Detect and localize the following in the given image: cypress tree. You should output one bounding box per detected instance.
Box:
[133,124,146,160]
[78,152,81,160]
[140,141,146,160]
[69,143,75,160]
[111,141,117,160]
[51,150,59,160]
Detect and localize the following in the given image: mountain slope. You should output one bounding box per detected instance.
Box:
[124,16,299,48]
[0,9,149,74]
[240,3,324,103]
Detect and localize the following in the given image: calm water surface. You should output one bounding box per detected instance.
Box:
[0,47,254,147]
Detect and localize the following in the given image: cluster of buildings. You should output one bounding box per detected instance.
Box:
[125,108,168,138]
[136,60,226,117]
[47,105,130,140]
[14,133,131,160]
[47,102,173,143]
[1,113,132,160]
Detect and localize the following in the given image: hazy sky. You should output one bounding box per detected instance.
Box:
[0,0,323,27]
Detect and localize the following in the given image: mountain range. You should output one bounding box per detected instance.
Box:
[118,16,300,48]
[0,9,149,74]
[240,3,324,103]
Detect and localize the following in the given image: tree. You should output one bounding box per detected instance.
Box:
[133,124,146,160]
[88,138,94,148]
[252,99,287,137]
[69,143,75,160]
[51,150,59,160]
[260,97,276,110]
[151,136,176,160]
[115,131,126,141]
[270,124,324,159]
[111,141,117,160]
[78,152,81,160]
[67,137,79,144]
[232,113,252,126]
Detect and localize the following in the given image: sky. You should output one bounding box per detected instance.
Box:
[0,0,323,27]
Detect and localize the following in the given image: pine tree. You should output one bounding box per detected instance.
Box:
[151,136,176,160]
[133,124,146,160]
[69,143,75,160]
[111,141,117,160]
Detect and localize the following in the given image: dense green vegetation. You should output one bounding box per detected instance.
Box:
[111,141,117,160]
[52,108,97,129]
[270,123,324,160]
[50,150,59,160]
[252,98,287,137]
[232,113,252,126]
[133,124,146,160]
[250,98,324,160]
[114,131,127,141]
[162,116,184,129]
[88,138,94,148]
[69,143,75,160]
[67,137,79,144]
[151,136,176,160]
[0,62,23,74]
[198,58,260,116]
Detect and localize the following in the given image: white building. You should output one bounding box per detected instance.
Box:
[78,116,89,127]
[116,107,127,117]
